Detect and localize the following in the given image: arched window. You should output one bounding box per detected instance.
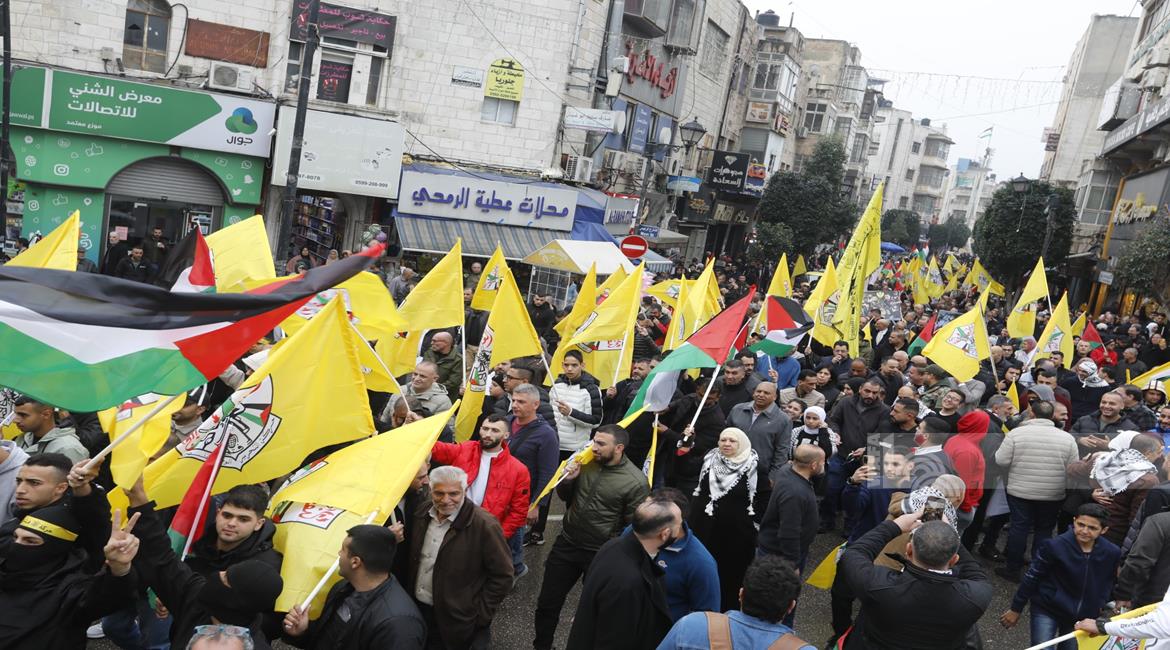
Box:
[123,0,171,73]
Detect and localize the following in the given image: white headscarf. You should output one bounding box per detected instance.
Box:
[695,428,758,516]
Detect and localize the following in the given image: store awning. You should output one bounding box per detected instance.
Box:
[393,213,558,259]
[641,249,674,274]
[643,227,688,245]
[522,240,636,275]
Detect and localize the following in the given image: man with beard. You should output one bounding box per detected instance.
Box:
[824,379,890,534]
[0,504,137,648]
[604,358,652,424]
[533,425,649,650]
[717,360,756,415]
[429,415,531,579]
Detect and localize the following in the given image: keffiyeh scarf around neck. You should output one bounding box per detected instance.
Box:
[905,486,959,532]
[1077,360,1110,388]
[1091,448,1157,496]
[695,448,759,516]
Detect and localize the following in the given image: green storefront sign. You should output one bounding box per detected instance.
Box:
[6,65,275,157]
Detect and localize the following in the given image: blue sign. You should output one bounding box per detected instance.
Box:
[627,104,652,155]
[666,175,702,192]
[637,224,660,239]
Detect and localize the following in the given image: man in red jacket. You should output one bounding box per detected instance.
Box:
[946,410,987,536]
[430,413,532,579]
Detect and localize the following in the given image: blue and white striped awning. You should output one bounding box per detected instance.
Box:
[393,212,559,260]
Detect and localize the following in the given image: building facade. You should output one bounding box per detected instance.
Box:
[867,102,953,223]
[739,10,803,175]
[939,156,996,230]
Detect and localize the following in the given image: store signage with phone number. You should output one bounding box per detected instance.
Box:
[4,66,275,158]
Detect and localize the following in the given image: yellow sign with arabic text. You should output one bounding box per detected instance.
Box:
[485,58,525,102]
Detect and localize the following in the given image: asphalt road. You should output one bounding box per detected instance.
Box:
[88,503,1035,649]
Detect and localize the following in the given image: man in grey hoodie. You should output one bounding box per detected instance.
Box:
[0,439,29,527]
[13,396,88,463]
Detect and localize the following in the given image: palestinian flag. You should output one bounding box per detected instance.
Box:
[907,312,938,356]
[0,244,384,412]
[626,292,754,416]
[749,296,812,357]
[168,439,226,560]
[156,229,216,293]
[1081,320,1105,351]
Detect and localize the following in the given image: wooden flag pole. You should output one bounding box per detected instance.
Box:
[299,508,381,611]
[83,393,184,472]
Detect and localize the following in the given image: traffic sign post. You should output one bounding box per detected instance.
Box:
[619,235,649,259]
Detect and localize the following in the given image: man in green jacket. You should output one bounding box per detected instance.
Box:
[533,424,650,650]
[423,331,464,399]
[13,397,88,463]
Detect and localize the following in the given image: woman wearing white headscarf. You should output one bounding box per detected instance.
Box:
[688,427,760,612]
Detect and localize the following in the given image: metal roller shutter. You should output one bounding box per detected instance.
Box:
[106,157,225,205]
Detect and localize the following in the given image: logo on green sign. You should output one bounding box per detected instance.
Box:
[226,107,258,134]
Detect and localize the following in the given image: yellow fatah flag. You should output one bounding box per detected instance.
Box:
[921,306,991,382]
[554,264,598,339]
[376,241,465,375]
[942,270,960,294]
[792,254,807,278]
[943,254,958,275]
[807,257,843,347]
[454,273,543,441]
[1006,382,1020,412]
[98,393,185,489]
[268,502,367,618]
[1131,360,1170,389]
[911,268,931,307]
[1007,257,1048,338]
[560,264,645,388]
[1074,603,1158,649]
[470,245,510,310]
[666,259,717,349]
[925,257,946,299]
[204,215,275,292]
[355,335,398,394]
[1071,311,1087,339]
[647,278,691,308]
[9,210,80,271]
[831,183,884,355]
[977,284,992,312]
[1032,293,1074,368]
[144,298,374,508]
[767,253,793,299]
[806,542,847,589]
[274,271,407,343]
[595,265,629,301]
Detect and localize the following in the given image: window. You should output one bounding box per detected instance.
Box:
[898,196,909,209]
[285,38,389,106]
[481,97,518,125]
[123,0,171,73]
[699,21,729,77]
[666,0,701,52]
[911,141,921,154]
[804,102,829,133]
[1139,0,1169,41]
[919,167,946,188]
[924,139,949,159]
[904,168,915,181]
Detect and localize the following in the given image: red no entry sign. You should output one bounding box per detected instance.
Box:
[619,235,649,259]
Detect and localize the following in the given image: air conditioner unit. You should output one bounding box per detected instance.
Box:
[667,157,683,176]
[796,126,809,138]
[561,154,595,183]
[603,150,626,172]
[1143,68,1168,91]
[208,62,254,93]
[1147,45,1170,69]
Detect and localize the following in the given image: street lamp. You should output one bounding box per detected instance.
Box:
[678,118,707,151]
[1011,173,1030,194]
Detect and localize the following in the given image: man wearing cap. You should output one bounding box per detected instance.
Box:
[0,504,137,648]
[125,478,285,648]
[1061,359,1115,420]
[920,364,958,412]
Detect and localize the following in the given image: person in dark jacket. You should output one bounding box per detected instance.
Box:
[1061,359,1116,421]
[1069,391,1137,455]
[114,244,152,282]
[506,385,561,548]
[100,230,131,275]
[125,479,284,650]
[839,512,993,650]
[0,504,136,650]
[185,484,282,576]
[823,379,890,532]
[284,525,426,649]
[716,360,756,415]
[661,380,726,497]
[999,504,1121,650]
[1116,510,1170,608]
[910,417,957,489]
[565,494,677,650]
[603,358,651,424]
[757,445,823,574]
[527,294,557,344]
[533,425,650,650]
[493,362,557,427]
[404,466,513,650]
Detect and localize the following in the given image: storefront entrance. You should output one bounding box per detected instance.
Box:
[101,157,226,255]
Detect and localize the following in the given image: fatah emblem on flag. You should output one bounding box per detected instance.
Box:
[179,377,281,470]
[482,267,503,292]
[946,324,980,359]
[1045,327,1065,352]
[466,327,496,395]
[295,288,354,321]
[0,388,17,426]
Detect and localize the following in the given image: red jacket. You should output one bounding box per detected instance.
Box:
[430,440,530,538]
[945,412,988,512]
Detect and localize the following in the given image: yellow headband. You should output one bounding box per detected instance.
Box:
[20,516,79,542]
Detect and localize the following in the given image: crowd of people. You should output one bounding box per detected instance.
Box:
[6,243,1170,650]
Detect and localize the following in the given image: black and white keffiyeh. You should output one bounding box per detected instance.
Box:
[695,447,759,516]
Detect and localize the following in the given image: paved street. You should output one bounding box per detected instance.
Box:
[89,501,1033,649]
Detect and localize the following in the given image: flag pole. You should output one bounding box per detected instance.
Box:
[299,508,381,611]
[612,328,632,387]
[1022,631,1078,650]
[84,393,184,472]
[181,438,227,561]
[686,318,752,431]
[347,320,412,415]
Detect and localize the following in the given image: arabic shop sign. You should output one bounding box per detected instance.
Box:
[290,2,396,50]
[620,41,686,118]
[625,41,679,100]
[400,170,576,231]
[10,66,275,158]
[708,150,749,192]
[1103,94,1170,154]
[485,59,525,102]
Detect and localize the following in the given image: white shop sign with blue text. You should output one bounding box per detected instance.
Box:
[400,171,577,231]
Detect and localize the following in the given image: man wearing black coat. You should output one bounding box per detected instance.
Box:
[284,525,425,649]
[565,494,676,650]
[661,381,726,497]
[758,445,823,572]
[839,513,993,650]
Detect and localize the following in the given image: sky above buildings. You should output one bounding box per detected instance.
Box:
[744,0,1137,184]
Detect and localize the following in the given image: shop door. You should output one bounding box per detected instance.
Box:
[104,157,225,254]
